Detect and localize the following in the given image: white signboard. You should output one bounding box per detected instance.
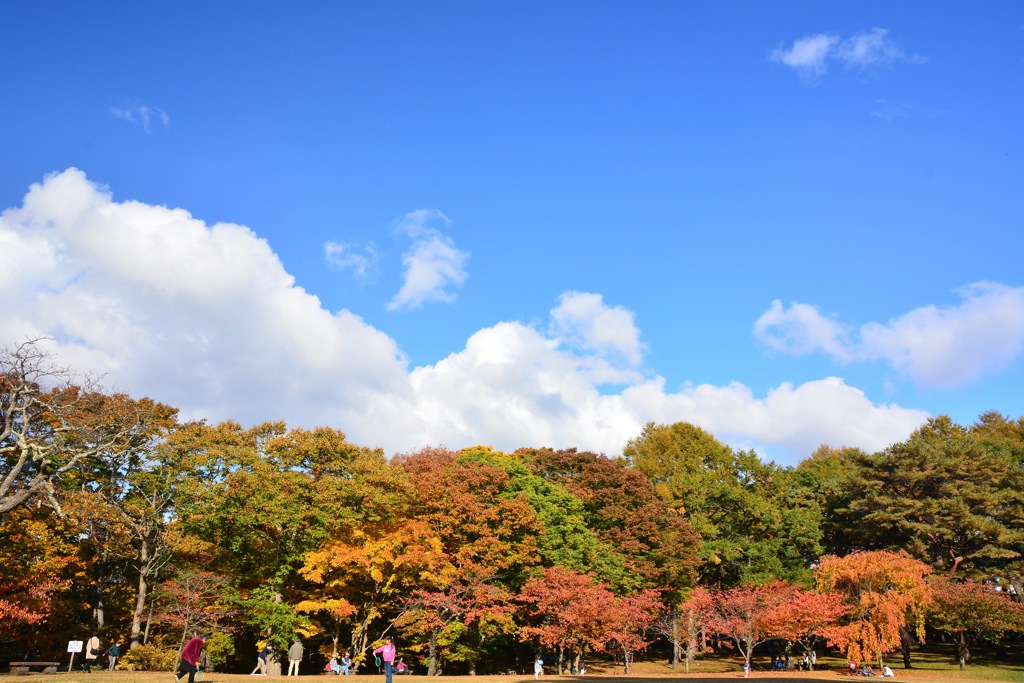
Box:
[68,641,83,653]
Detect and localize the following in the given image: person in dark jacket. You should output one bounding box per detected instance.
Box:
[106,643,121,671]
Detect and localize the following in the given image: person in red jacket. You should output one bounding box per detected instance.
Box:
[174,633,210,683]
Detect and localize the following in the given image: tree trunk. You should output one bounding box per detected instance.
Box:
[899,625,914,668]
[267,591,285,677]
[144,594,155,644]
[957,632,969,669]
[427,629,438,676]
[129,538,151,648]
[671,609,680,669]
[348,611,372,675]
[684,611,696,675]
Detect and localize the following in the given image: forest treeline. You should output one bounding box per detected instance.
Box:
[3,340,1024,674]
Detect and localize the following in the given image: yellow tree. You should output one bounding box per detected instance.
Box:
[297,518,453,670]
[815,550,932,668]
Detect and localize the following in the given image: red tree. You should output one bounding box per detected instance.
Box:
[517,566,614,674]
[603,590,662,673]
[703,581,792,669]
[928,577,1024,669]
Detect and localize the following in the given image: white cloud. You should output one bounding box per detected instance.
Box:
[324,241,378,279]
[859,283,1024,388]
[835,28,926,71]
[111,104,169,132]
[0,169,929,464]
[754,284,1024,388]
[754,299,853,361]
[769,34,839,80]
[771,28,924,82]
[549,291,645,369]
[387,209,470,311]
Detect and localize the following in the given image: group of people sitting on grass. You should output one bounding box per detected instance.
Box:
[850,660,895,677]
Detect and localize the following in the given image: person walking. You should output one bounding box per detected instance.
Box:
[372,637,396,683]
[174,633,209,683]
[288,639,304,676]
[84,633,101,673]
[106,642,121,671]
[252,643,273,675]
[533,653,543,680]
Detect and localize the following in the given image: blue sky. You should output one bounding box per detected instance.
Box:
[2,2,1022,465]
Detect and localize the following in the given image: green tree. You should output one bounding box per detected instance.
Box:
[625,422,822,587]
[842,416,1024,581]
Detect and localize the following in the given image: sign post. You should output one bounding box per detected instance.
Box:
[67,640,83,673]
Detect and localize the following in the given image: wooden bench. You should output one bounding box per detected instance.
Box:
[9,662,61,675]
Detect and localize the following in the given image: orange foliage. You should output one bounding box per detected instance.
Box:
[816,550,932,665]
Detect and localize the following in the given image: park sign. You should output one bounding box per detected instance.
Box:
[68,641,83,653]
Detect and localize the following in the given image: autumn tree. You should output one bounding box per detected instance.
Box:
[519,448,701,592]
[394,447,540,673]
[461,448,632,590]
[702,581,792,669]
[396,576,514,675]
[155,570,237,669]
[517,566,614,674]
[815,550,932,668]
[602,589,661,673]
[0,506,77,645]
[298,518,451,670]
[1,339,174,517]
[759,585,849,670]
[176,422,394,656]
[927,577,1024,669]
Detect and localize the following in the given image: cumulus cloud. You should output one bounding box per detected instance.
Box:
[771,28,924,82]
[387,209,469,311]
[754,283,1024,388]
[111,104,169,132]
[0,169,929,464]
[324,241,378,279]
[549,291,645,370]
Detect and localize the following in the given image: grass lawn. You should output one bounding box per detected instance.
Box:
[7,645,1021,683]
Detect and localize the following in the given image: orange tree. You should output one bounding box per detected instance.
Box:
[0,506,77,650]
[815,550,932,668]
[759,584,849,670]
[1,339,174,517]
[393,447,540,674]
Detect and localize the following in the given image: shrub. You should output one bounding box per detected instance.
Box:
[118,644,178,671]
